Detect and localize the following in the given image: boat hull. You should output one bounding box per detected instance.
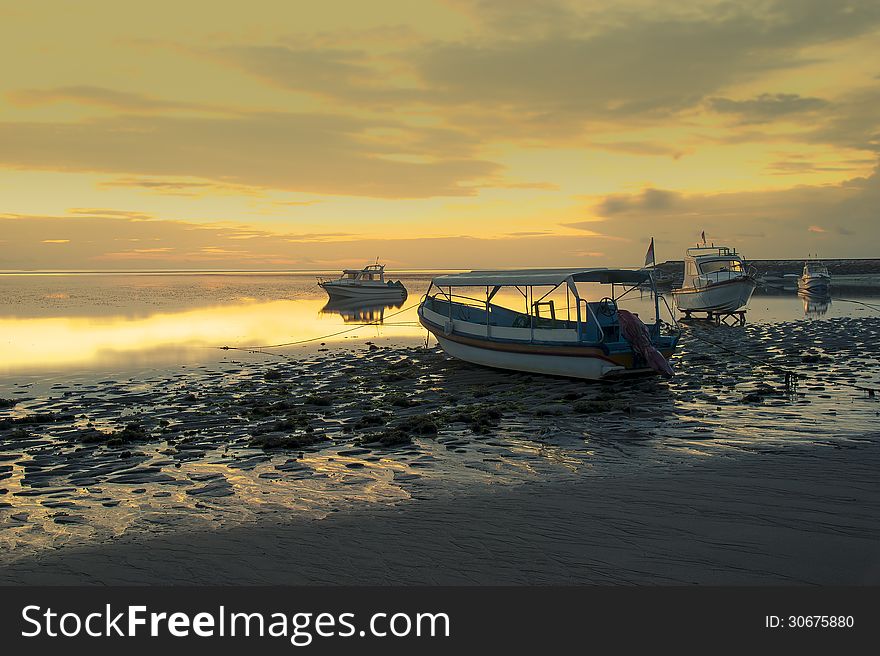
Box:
[797,276,830,293]
[320,283,407,301]
[672,277,756,312]
[420,318,673,380]
[433,334,629,380]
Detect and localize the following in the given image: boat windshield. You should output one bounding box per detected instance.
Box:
[700,259,743,274]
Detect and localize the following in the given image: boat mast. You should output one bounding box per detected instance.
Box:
[652,237,661,329]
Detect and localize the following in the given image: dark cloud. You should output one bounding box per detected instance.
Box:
[67,208,155,221]
[416,1,880,123]
[97,177,261,197]
[709,93,830,123]
[598,188,680,216]
[802,84,880,152]
[203,1,880,148]
[588,160,880,257]
[0,112,500,198]
[767,160,861,175]
[7,86,224,114]
[210,46,426,108]
[0,211,618,270]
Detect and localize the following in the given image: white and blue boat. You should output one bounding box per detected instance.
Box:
[671,245,756,315]
[418,268,679,380]
[318,263,407,301]
[798,259,831,293]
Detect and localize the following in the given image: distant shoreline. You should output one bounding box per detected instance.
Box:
[656,257,880,277]
[2,259,880,277]
[0,269,467,276]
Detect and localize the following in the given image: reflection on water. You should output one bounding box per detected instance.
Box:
[0,273,434,376]
[799,290,832,317]
[0,271,878,378]
[320,297,407,324]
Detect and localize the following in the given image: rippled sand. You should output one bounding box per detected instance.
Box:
[0,316,878,581]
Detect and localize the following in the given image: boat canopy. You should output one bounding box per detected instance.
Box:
[430,268,649,287]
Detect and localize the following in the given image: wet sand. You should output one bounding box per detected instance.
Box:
[1,439,878,585]
[1,315,879,583]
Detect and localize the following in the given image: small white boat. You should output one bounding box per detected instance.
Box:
[318,263,407,301]
[639,267,674,289]
[418,268,679,380]
[798,259,831,293]
[671,245,756,315]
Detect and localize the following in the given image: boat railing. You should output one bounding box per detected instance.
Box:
[577,298,604,343]
[425,293,582,334]
[426,291,489,311]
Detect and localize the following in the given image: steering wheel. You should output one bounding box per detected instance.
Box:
[597,297,618,317]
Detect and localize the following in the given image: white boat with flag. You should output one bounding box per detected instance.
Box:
[798,259,831,293]
[418,268,679,380]
[671,244,756,316]
[318,263,407,301]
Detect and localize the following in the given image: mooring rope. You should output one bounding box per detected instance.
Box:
[215,287,878,398]
[216,300,423,353]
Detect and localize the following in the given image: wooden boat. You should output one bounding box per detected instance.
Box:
[418,268,679,380]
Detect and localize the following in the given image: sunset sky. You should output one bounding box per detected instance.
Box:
[1,0,878,270]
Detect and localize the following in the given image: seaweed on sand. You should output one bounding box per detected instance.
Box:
[396,413,440,436]
[383,392,420,408]
[251,410,313,435]
[79,422,152,445]
[0,412,73,430]
[445,404,503,434]
[303,394,333,406]
[381,358,420,382]
[345,412,391,433]
[357,412,440,448]
[358,428,413,448]
[572,399,626,414]
[248,432,328,450]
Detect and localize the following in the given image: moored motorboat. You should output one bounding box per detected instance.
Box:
[798,259,831,293]
[671,245,756,315]
[318,263,407,301]
[418,268,679,380]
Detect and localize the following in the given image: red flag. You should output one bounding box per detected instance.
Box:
[644,237,655,267]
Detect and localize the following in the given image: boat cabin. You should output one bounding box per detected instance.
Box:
[802,260,830,278]
[338,264,387,283]
[682,246,749,290]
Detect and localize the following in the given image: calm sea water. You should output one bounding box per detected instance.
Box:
[0,271,878,383]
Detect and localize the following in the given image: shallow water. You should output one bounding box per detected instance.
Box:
[0,272,878,561]
[2,271,878,379]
